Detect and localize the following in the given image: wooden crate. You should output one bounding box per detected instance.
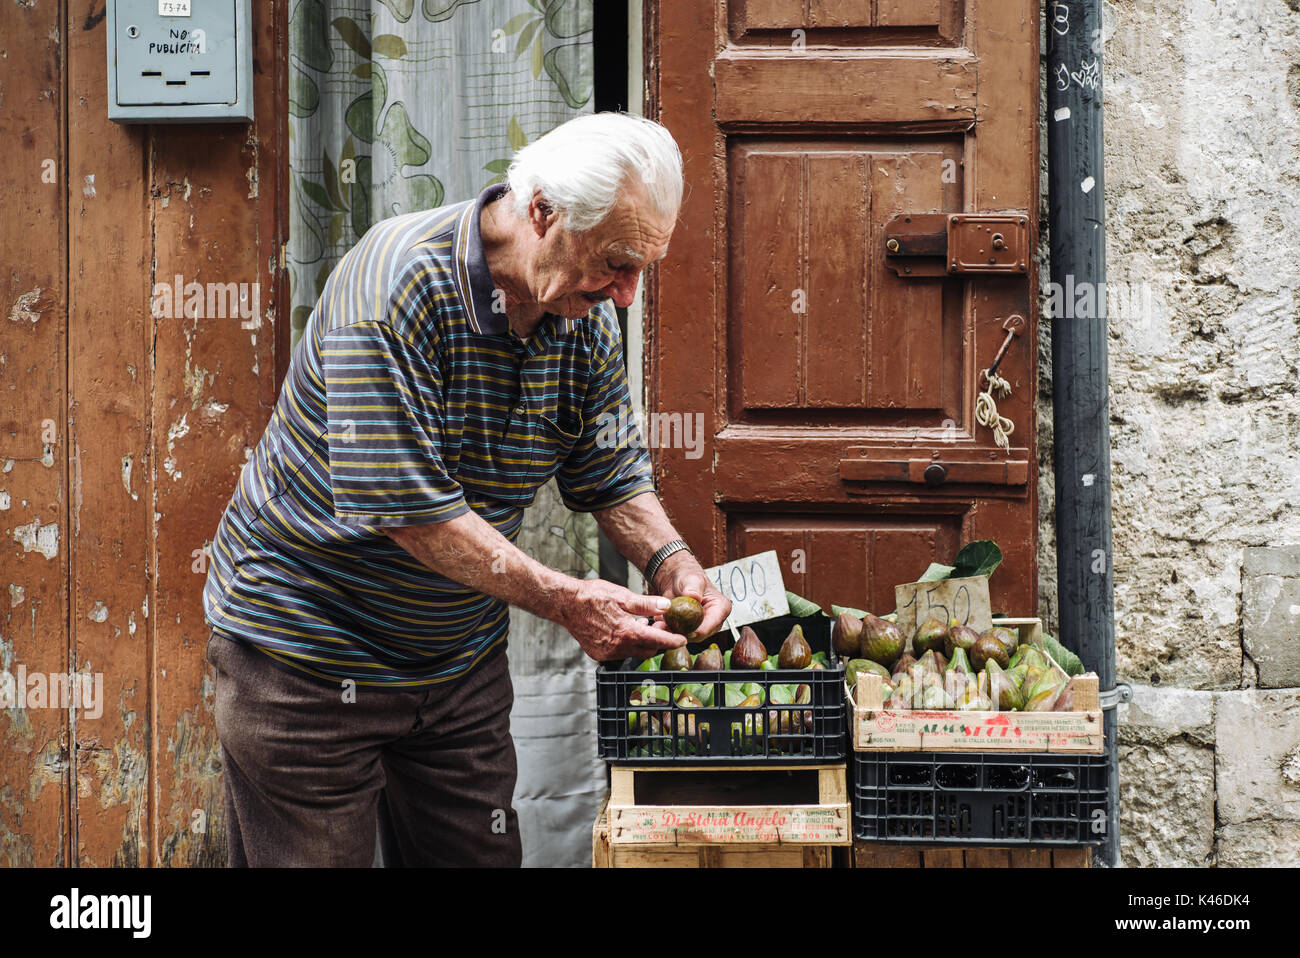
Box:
[848,618,1104,753]
[593,798,841,867]
[603,762,851,846]
[853,841,1092,868]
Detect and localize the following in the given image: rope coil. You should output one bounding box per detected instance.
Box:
[976,369,1014,449]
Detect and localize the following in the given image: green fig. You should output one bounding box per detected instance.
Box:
[987,660,1024,711]
[693,643,723,671]
[1013,646,1048,672]
[955,678,993,711]
[778,624,812,669]
[916,649,947,676]
[1013,663,1036,690]
[1024,662,1069,710]
[664,595,705,636]
[944,624,982,659]
[890,676,916,708]
[661,646,693,671]
[731,626,767,669]
[970,634,1010,672]
[911,616,949,656]
[946,647,973,676]
[916,685,955,709]
[832,612,864,658]
[860,614,906,668]
[847,658,893,688]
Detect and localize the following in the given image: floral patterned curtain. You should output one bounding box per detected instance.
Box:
[287,0,604,868]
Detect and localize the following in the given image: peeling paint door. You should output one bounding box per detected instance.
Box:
[1,2,288,865]
[647,1,1040,615]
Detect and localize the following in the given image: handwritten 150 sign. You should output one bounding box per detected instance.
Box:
[893,575,992,641]
[702,551,789,629]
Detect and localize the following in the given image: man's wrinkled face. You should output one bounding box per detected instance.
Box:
[528,182,675,319]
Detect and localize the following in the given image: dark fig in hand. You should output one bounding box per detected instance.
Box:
[731,626,768,669]
[665,595,705,636]
[778,624,812,669]
[832,612,864,658]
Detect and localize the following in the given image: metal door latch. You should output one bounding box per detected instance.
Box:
[1098,682,1133,711]
[883,213,1030,276]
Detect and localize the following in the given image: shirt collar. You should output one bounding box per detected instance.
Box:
[453,183,583,337]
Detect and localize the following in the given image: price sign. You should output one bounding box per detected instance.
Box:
[893,575,992,640]
[702,550,788,628]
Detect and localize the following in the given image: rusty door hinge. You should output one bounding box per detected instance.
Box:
[883,213,1030,276]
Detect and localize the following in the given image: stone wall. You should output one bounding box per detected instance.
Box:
[1036,0,1300,866]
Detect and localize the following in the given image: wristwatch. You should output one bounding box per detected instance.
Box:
[643,539,692,589]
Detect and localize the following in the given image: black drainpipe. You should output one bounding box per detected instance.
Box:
[1046,0,1120,867]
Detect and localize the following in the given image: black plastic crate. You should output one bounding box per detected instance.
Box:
[596,614,845,765]
[852,751,1108,845]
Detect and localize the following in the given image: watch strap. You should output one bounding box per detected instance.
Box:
[643,539,691,588]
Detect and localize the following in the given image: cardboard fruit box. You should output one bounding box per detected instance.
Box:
[845,618,1104,754]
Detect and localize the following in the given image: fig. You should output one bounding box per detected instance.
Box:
[916,649,947,676]
[661,646,693,671]
[665,595,705,636]
[911,617,949,656]
[731,626,768,669]
[778,625,812,669]
[984,626,1019,658]
[891,653,918,684]
[946,647,973,676]
[847,658,893,688]
[693,643,723,671]
[987,660,1024,711]
[970,634,1010,672]
[944,624,982,659]
[860,614,906,668]
[832,612,864,658]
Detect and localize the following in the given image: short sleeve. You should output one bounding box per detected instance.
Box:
[322,321,469,526]
[556,317,656,513]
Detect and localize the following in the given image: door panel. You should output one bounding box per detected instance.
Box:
[647,0,1038,616]
[730,515,962,613]
[729,138,964,421]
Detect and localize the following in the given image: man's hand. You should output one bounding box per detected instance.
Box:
[557,580,685,663]
[651,550,732,640]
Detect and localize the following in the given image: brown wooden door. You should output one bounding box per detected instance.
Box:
[646,0,1039,616]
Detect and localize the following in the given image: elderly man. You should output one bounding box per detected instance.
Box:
[203,113,730,867]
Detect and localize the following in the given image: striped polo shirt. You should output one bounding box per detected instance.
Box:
[203,184,654,688]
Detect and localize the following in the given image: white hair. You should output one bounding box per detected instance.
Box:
[505,112,683,233]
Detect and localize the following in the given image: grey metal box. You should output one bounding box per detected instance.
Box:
[107,0,253,123]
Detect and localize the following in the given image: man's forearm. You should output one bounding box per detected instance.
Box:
[385,511,575,624]
[593,491,692,587]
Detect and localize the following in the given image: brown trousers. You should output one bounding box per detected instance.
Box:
[206,632,522,867]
